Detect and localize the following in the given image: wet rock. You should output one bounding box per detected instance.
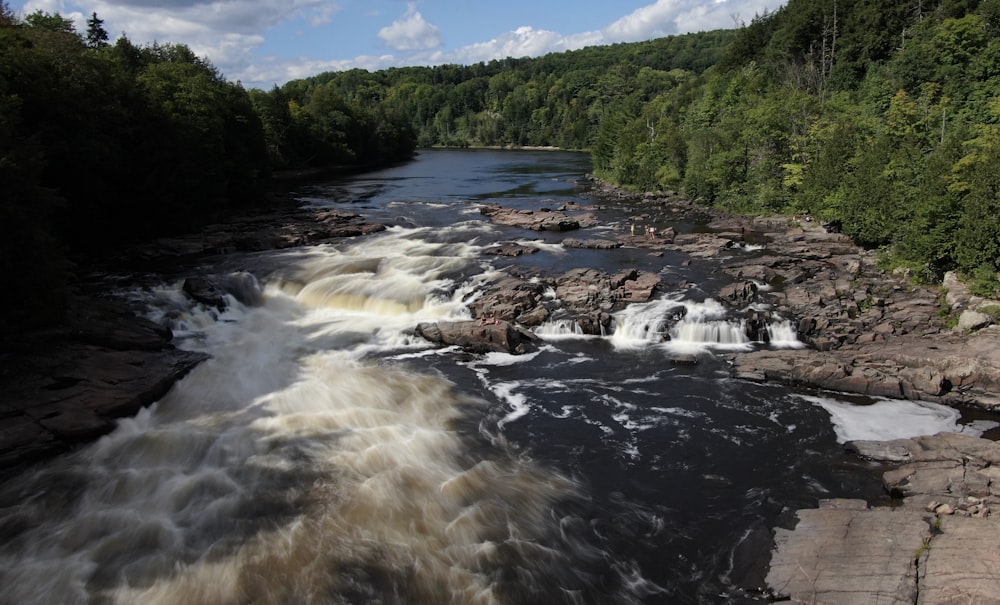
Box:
[0,320,207,477]
[555,267,660,314]
[126,204,387,264]
[415,320,539,355]
[718,280,758,307]
[482,243,540,257]
[467,276,549,324]
[769,433,1000,604]
[480,204,598,232]
[561,238,622,250]
[182,271,263,310]
[183,276,229,310]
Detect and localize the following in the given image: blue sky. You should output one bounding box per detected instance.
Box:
[11,0,786,89]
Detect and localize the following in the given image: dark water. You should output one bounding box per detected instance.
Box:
[0,149,992,605]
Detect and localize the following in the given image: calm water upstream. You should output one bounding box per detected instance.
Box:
[2,149,995,604]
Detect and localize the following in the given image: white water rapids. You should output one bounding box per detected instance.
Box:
[2,150,994,604]
[1,230,592,604]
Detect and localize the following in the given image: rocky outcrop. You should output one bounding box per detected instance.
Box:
[414,319,539,355]
[459,267,660,339]
[768,433,1000,604]
[556,268,660,312]
[561,237,622,250]
[480,203,599,232]
[182,271,263,310]
[731,327,1000,408]
[482,243,540,257]
[0,297,207,477]
[122,205,386,266]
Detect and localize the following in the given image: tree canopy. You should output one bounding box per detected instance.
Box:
[4,0,1000,331]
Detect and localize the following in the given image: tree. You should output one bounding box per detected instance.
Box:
[0,1,16,26]
[85,12,108,49]
[24,10,75,34]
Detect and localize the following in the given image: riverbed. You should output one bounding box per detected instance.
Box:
[1,149,994,604]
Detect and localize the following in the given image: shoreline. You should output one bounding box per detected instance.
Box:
[2,174,999,602]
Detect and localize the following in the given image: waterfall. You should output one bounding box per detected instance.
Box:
[766,319,806,349]
[0,227,595,605]
[607,297,803,353]
[535,318,593,339]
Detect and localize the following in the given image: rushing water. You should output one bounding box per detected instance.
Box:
[2,149,997,604]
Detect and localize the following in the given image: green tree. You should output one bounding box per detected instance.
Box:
[85,12,109,49]
[24,10,75,33]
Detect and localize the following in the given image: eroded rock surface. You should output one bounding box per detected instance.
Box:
[0,297,206,477]
[768,433,1000,604]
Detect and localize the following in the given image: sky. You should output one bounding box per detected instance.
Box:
[11,0,787,90]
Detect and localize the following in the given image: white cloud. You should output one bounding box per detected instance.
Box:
[603,0,683,41]
[603,0,777,42]
[377,2,441,52]
[22,0,337,79]
[445,26,563,65]
[18,0,785,90]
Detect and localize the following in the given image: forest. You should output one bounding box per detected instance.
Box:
[2,0,999,331]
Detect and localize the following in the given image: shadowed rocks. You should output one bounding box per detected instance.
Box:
[769,433,1000,604]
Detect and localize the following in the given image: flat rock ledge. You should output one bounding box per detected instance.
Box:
[0,297,207,478]
[730,326,1000,409]
[767,432,1000,604]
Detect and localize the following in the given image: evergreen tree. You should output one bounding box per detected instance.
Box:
[85,12,108,49]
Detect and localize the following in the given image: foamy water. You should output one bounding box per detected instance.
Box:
[3,150,994,604]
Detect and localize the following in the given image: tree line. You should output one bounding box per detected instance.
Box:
[589,0,1000,295]
[261,0,998,295]
[5,0,999,332]
[0,4,415,331]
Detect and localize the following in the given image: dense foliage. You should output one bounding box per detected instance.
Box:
[262,1,999,292]
[254,32,735,153]
[5,0,999,331]
[0,5,414,330]
[592,0,1000,292]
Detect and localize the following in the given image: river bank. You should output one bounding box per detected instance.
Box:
[584,182,1000,603]
[3,173,1000,603]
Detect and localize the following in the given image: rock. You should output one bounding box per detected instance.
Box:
[920,516,1000,603]
[183,276,229,309]
[958,309,992,331]
[770,434,1000,604]
[467,276,548,324]
[561,238,622,250]
[731,330,1000,409]
[126,204,387,263]
[482,243,540,257]
[64,296,173,351]
[555,267,660,314]
[0,342,207,477]
[718,280,758,307]
[766,504,928,604]
[480,204,598,232]
[415,320,539,355]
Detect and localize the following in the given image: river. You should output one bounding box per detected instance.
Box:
[1,149,994,604]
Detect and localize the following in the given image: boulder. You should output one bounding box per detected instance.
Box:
[958,309,992,331]
[482,243,540,257]
[718,280,758,307]
[415,320,539,355]
[480,204,598,232]
[555,267,660,314]
[561,238,622,250]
